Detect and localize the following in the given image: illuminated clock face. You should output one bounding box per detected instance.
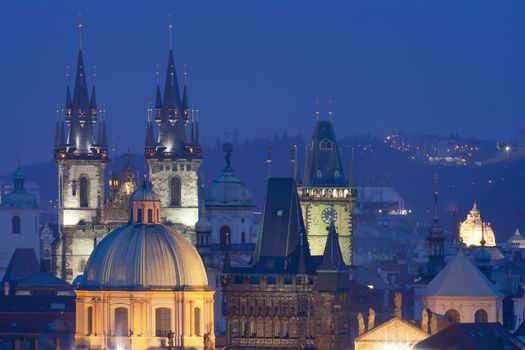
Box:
[322,207,338,224]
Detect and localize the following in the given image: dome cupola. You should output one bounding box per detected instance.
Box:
[129,180,161,224]
[205,143,253,207]
[79,183,209,291]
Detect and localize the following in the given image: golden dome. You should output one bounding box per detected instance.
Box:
[459,203,496,247]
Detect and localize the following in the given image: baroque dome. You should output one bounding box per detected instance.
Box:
[81,224,208,290]
[459,203,496,247]
[0,168,37,209]
[79,183,208,291]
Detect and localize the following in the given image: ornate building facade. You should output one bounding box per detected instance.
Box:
[75,183,214,349]
[297,118,356,265]
[221,178,351,350]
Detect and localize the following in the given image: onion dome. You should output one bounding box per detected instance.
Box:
[0,167,38,209]
[205,143,253,207]
[79,182,208,290]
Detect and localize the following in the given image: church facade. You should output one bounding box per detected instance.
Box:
[53,41,202,282]
[75,183,214,350]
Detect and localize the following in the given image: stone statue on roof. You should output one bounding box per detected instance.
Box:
[368,308,375,330]
[357,312,365,335]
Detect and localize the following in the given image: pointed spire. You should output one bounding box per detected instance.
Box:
[65,86,73,112]
[296,228,309,275]
[90,85,97,111]
[318,221,346,271]
[98,119,107,147]
[290,145,298,181]
[55,120,62,148]
[348,147,356,187]
[194,104,200,145]
[72,49,90,109]
[60,120,67,146]
[163,49,182,113]
[182,79,190,120]
[190,106,196,144]
[155,84,163,110]
[145,112,156,147]
[433,175,439,223]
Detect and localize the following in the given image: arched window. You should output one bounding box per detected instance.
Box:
[220,225,231,248]
[194,307,201,336]
[147,209,153,223]
[114,307,128,336]
[241,232,246,244]
[319,138,333,150]
[273,319,281,337]
[86,306,93,335]
[155,308,171,337]
[79,176,89,208]
[445,309,460,323]
[241,320,248,336]
[282,319,289,337]
[170,177,181,206]
[475,309,488,323]
[11,216,20,234]
[250,319,256,337]
[316,170,322,178]
[137,208,143,223]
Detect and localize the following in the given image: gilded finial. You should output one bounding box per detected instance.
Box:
[315,100,320,121]
[328,99,333,120]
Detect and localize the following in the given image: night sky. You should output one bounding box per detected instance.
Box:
[1,0,524,174]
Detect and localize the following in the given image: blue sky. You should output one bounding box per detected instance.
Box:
[0,0,524,173]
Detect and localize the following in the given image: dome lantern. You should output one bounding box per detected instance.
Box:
[129,180,161,224]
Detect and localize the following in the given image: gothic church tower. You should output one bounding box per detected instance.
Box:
[53,47,109,282]
[145,48,202,228]
[54,49,108,227]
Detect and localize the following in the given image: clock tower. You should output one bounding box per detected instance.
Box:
[297,118,356,265]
